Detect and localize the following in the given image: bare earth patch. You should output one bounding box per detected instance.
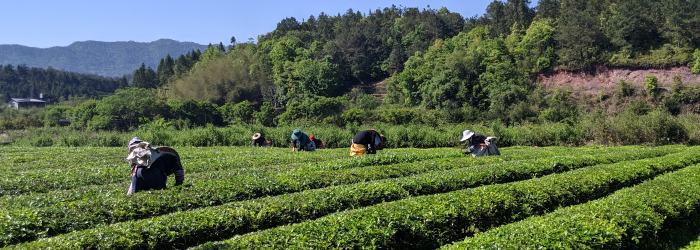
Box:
[538,66,700,95]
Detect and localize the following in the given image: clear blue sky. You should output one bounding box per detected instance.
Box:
[0,0,529,48]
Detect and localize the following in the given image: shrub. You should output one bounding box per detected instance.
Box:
[625,100,652,115]
[31,136,54,147]
[381,108,417,125]
[219,100,254,124]
[254,102,276,127]
[644,75,660,99]
[617,79,634,97]
[341,108,367,125]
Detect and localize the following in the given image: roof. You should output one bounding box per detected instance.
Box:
[9,98,46,103]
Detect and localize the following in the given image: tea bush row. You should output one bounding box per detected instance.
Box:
[445,162,700,249]
[0,145,591,209]
[3,146,684,248]
[0,147,462,196]
[0,144,627,196]
[189,148,700,250]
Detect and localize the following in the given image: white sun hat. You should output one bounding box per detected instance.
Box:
[460,130,475,142]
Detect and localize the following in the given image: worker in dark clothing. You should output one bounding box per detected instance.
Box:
[460,130,500,157]
[126,137,185,194]
[309,135,325,149]
[130,152,184,193]
[252,133,272,147]
[291,129,316,152]
[350,129,386,155]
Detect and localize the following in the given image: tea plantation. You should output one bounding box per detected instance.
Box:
[3,145,700,249]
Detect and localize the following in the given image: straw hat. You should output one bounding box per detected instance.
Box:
[252,133,262,140]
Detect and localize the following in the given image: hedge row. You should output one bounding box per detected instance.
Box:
[188,147,700,250]
[444,162,700,249]
[5,147,686,249]
[0,151,577,246]
[0,145,624,206]
[0,147,466,196]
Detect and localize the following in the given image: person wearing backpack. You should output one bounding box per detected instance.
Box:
[126,137,185,194]
[460,130,500,157]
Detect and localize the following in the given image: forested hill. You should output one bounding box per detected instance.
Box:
[0,64,121,103]
[0,39,207,77]
[163,0,700,110]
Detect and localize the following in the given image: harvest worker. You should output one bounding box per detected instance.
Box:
[126,137,185,195]
[291,129,316,152]
[350,129,386,156]
[309,135,325,149]
[460,130,500,157]
[252,132,272,147]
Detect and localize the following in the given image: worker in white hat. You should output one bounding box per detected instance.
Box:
[460,130,500,157]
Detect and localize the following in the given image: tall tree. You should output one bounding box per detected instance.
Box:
[601,0,658,51]
[536,0,561,19]
[131,63,147,88]
[144,66,158,89]
[555,0,603,69]
[486,1,508,37]
[118,76,129,89]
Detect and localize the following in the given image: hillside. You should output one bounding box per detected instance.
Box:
[538,66,700,95]
[0,39,207,77]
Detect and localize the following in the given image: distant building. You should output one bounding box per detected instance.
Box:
[7,98,47,109]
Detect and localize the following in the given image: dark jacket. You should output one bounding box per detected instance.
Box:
[292,132,312,151]
[253,135,267,147]
[352,130,382,154]
[465,133,487,153]
[468,133,487,147]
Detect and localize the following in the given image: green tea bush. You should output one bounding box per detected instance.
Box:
[30,136,53,147]
[4,146,682,249]
[189,148,700,250]
[446,162,700,249]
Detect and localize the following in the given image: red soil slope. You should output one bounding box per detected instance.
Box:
[537,66,700,95]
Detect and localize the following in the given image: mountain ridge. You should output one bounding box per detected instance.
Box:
[0,39,208,77]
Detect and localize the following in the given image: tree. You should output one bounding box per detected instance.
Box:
[276,17,301,36]
[536,0,560,19]
[144,66,158,89]
[220,100,254,124]
[617,79,633,97]
[93,88,168,130]
[118,76,129,89]
[44,105,72,127]
[68,100,99,130]
[601,0,658,51]
[217,42,226,53]
[157,54,175,87]
[229,36,237,50]
[555,0,602,69]
[486,0,508,37]
[277,102,307,124]
[255,101,276,127]
[131,63,147,88]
